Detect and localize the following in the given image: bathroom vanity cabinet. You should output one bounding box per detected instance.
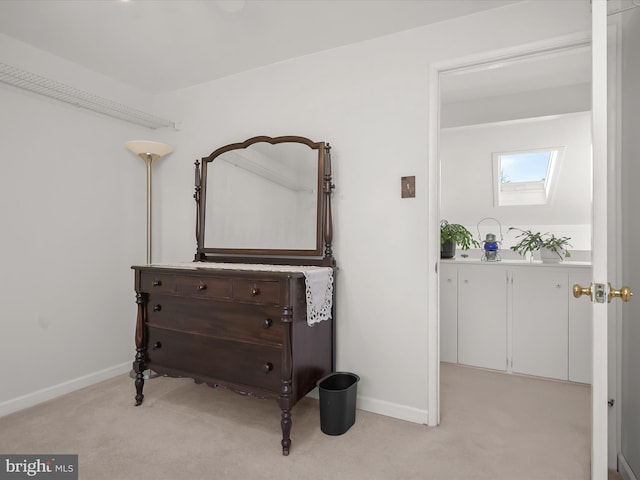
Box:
[440,261,592,384]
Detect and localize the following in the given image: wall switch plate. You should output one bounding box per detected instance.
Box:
[401,176,415,198]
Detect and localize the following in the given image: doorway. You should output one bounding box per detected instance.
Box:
[432,32,595,471]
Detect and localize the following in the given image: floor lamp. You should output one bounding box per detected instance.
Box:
[125,140,173,265]
[126,140,172,381]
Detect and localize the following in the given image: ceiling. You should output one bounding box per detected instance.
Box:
[0,0,521,94]
[440,44,592,104]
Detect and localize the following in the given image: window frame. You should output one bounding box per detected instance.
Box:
[492,146,564,207]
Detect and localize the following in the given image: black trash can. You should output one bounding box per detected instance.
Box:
[317,372,360,436]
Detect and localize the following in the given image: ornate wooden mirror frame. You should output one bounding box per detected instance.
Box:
[194,135,334,266]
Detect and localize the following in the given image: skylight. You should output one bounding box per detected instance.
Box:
[493,147,563,206]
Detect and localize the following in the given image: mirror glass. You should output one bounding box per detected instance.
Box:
[202,138,322,253]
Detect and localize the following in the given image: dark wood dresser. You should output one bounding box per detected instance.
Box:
[132,136,336,455]
[132,264,333,455]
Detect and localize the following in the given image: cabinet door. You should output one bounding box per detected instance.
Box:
[439,263,458,363]
[512,269,568,380]
[568,270,592,384]
[458,265,507,371]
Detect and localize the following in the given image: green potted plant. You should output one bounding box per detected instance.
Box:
[508,227,572,262]
[440,220,480,259]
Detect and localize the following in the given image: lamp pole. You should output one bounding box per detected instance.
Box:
[125,141,173,265]
[143,153,154,265]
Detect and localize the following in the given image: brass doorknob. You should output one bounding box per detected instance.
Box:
[608,283,633,303]
[573,283,592,300]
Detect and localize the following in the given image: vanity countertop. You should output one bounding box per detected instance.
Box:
[440,257,591,268]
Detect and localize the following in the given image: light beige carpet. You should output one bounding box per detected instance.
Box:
[0,364,594,479]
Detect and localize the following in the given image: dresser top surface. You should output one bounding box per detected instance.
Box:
[132,262,333,277]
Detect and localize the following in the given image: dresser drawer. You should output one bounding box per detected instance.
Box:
[176,276,232,300]
[140,272,176,294]
[146,295,283,346]
[233,279,281,305]
[147,327,282,393]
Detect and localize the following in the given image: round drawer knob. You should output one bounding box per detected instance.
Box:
[152,341,162,350]
[153,304,162,312]
[251,286,260,296]
[262,318,272,329]
[152,279,162,287]
[198,283,207,291]
[263,362,273,373]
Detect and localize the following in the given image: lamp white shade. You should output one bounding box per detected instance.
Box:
[125,140,173,159]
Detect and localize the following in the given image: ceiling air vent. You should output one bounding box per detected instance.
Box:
[0,62,175,130]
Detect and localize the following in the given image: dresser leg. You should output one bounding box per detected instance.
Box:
[134,291,147,406]
[134,375,145,406]
[280,408,292,456]
[133,348,145,406]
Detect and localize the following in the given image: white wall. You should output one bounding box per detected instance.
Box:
[441,112,592,251]
[0,0,591,421]
[0,36,177,414]
[156,1,591,421]
[620,5,640,478]
[442,83,591,129]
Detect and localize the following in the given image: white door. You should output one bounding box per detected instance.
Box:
[457,265,507,371]
[591,0,640,479]
[439,263,458,363]
[588,3,610,478]
[511,268,568,381]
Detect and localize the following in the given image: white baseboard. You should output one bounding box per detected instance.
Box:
[0,362,130,418]
[355,395,430,424]
[619,453,639,480]
[307,389,429,425]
